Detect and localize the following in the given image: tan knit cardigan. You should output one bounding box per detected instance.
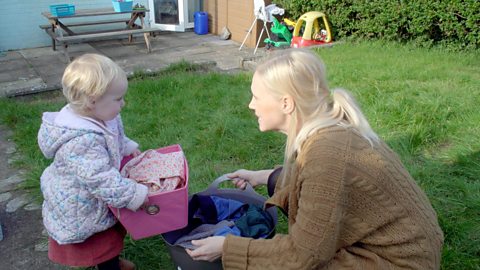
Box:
[222,126,443,269]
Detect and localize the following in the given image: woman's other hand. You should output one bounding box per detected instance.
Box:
[227,169,273,189]
[186,236,225,262]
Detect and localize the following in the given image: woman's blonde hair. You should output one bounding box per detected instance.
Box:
[61,53,126,114]
[255,49,379,187]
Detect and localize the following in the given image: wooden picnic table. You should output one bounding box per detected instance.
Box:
[40,8,154,62]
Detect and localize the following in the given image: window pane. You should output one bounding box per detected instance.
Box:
[187,0,203,23]
[154,0,179,25]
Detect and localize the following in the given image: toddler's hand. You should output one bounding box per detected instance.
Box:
[132,148,142,157]
[141,195,149,208]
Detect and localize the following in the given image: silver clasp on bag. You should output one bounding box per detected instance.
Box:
[145,204,160,215]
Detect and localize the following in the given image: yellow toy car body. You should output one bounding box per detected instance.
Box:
[291,11,333,48]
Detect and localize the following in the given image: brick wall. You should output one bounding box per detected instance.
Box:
[0,0,148,51]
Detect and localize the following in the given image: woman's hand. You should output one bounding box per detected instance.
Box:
[185,236,225,262]
[227,169,273,189]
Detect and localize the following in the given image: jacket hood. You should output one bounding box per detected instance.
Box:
[38,105,112,159]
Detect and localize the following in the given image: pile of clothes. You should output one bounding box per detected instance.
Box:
[121,149,185,193]
[173,194,275,249]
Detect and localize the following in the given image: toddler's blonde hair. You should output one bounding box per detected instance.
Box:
[62,53,126,114]
[255,49,379,187]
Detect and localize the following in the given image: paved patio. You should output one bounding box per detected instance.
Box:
[0,31,267,97]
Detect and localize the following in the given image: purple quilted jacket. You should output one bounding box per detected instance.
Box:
[38,105,148,244]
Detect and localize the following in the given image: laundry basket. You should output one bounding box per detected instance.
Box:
[162,175,277,270]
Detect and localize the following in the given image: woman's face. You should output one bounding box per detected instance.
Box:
[249,72,289,133]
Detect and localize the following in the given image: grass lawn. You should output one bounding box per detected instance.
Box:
[0,41,479,269]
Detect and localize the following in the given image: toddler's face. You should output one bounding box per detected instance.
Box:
[90,76,128,122]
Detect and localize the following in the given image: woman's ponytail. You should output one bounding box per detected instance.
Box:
[331,88,378,145]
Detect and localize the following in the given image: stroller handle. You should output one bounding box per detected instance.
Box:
[207,174,256,194]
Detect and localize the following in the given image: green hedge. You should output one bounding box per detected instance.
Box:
[273,0,479,50]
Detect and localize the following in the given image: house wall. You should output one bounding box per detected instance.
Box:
[0,0,270,51]
[0,0,148,51]
[205,0,271,48]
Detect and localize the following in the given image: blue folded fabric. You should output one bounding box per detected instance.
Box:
[190,194,248,225]
[214,224,241,237]
[210,196,246,221]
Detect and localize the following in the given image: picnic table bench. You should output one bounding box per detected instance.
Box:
[40,8,155,62]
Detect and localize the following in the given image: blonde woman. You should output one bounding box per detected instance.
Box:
[38,54,148,270]
[186,49,444,269]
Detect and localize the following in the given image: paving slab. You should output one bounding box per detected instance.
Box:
[0,78,47,98]
[0,31,268,97]
[18,46,61,58]
[0,55,38,84]
[0,51,24,62]
[98,42,143,59]
[6,194,32,213]
[0,192,12,203]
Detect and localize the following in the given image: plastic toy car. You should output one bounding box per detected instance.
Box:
[291,11,333,48]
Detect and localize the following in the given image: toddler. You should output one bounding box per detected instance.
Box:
[38,53,148,270]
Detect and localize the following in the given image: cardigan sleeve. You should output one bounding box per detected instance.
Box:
[223,135,349,270]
